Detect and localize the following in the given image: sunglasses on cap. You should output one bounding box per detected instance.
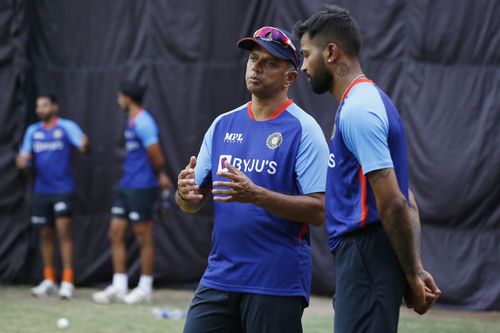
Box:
[253,26,299,65]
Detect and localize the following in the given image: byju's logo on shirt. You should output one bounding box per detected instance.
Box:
[33,140,64,153]
[218,155,232,172]
[224,133,244,143]
[217,155,277,175]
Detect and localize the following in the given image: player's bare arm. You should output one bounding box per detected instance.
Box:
[176,156,208,214]
[146,143,173,190]
[405,190,441,314]
[367,167,431,311]
[213,162,325,226]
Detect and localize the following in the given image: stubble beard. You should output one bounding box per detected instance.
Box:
[309,59,333,94]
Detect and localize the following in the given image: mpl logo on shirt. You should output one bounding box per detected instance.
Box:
[217,154,277,175]
[33,131,45,140]
[223,133,244,143]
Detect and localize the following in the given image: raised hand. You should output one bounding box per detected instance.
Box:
[177,156,203,201]
[212,162,259,203]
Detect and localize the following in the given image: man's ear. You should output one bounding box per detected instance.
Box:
[284,69,298,88]
[325,42,339,64]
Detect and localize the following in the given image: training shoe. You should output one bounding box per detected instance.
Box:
[123,287,152,304]
[31,279,58,297]
[58,281,74,299]
[92,285,127,304]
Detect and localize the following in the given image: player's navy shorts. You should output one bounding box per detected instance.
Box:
[183,285,306,333]
[111,187,158,223]
[333,222,407,333]
[31,193,74,226]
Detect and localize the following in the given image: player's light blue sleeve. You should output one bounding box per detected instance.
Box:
[340,102,393,174]
[60,119,85,148]
[20,124,38,153]
[195,117,220,187]
[291,109,329,194]
[135,112,159,148]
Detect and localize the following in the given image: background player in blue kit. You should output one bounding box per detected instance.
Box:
[176,26,329,333]
[17,93,89,299]
[92,80,173,305]
[295,5,441,332]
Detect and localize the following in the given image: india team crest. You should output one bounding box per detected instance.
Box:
[53,129,63,139]
[266,132,283,149]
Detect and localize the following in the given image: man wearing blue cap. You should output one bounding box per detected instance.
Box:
[176,26,329,332]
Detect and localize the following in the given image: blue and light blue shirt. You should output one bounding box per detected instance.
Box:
[326,79,409,252]
[195,100,329,301]
[119,110,160,189]
[20,118,85,194]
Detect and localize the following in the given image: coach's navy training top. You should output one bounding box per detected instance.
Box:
[20,118,85,194]
[119,110,159,189]
[326,78,409,252]
[195,100,329,302]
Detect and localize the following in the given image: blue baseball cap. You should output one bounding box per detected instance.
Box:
[237,26,301,69]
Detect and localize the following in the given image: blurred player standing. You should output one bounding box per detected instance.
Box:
[176,27,329,332]
[295,5,441,332]
[92,80,172,305]
[17,93,89,299]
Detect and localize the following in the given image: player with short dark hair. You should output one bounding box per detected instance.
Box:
[176,26,329,332]
[17,93,89,299]
[295,5,441,332]
[92,80,173,305]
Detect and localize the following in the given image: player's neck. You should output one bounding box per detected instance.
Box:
[251,94,289,121]
[42,116,58,128]
[128,104,143,118]
[331,63,364,102]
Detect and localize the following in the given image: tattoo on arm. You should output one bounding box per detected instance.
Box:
[367,169,423,278]
[335,63,349,76]
[383,208,421,277]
